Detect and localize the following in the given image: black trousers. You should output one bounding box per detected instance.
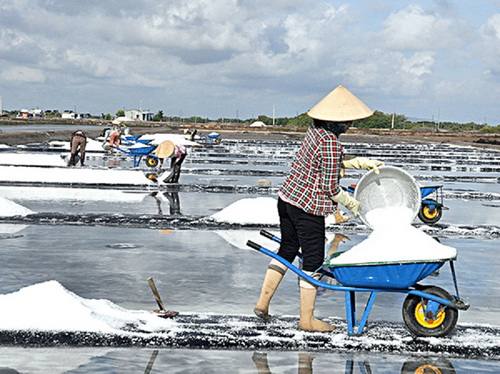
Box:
[277,197,325,272]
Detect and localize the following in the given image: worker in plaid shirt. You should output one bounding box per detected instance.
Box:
[254,86,384,332]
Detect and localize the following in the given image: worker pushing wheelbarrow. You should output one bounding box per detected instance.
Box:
[250,86,467,337]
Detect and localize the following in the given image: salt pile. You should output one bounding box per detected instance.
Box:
[211,197,339,226]
[0,281,172,333]
[0,196,34,217]
[328,207,457,266]
[211,197,280,224]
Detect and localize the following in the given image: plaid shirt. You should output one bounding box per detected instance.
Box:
[278,126,343,216]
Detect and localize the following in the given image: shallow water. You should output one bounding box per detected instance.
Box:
[0,134,498,373]
[0,225,498,324]
[0,347,498,373]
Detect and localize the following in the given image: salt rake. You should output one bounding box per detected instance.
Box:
[147,277,179,318]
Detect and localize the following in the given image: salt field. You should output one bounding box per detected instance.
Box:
[0,130,499,373]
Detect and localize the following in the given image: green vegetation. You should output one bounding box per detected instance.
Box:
[478,125,500,134]
[152,110,164,122]
[0,107,497,132]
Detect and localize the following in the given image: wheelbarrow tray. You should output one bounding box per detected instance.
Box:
[247,238,469,337]
[326,261,445,289]
[126,145,156,155]
[420,185,443,198]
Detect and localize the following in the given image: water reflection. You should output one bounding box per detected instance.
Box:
[143,350,159,374]
[0,224,28,239]
[400,358,456,374]
[251,351,456,374]
[148,192,181,215]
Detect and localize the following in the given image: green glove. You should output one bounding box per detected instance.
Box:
[331,190,361,217]
[342,157,385,174]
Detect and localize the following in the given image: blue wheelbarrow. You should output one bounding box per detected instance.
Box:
[114,143,161,168]
[346,184,447,224]
[120,135,154,147]
[247,230,469,337]
[200,132,222,144]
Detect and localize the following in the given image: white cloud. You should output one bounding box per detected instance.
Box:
[0,66,45,83]
[380,4,469,51]
[478,13,500,75]
[0,1,498,124]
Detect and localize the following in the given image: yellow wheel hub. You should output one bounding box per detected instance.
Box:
[414,364,442,374]
[415,301,445,328]
[423,206,438,219]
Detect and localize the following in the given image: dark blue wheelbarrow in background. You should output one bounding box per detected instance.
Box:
[248,230,469,337]
[346,184,447,224]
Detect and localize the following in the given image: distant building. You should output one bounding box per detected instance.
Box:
[18,109,43,118]
[61,111,90,119]
[61,111,81,119]
[124,109,154,121]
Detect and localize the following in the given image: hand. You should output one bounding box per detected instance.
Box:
[330,190,361,217]
[342,157,385,174]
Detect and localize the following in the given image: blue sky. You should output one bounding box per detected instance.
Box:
[0,0,499,124]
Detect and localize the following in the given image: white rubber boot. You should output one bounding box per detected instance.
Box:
[298,272,335,332]
[254,259,287,320]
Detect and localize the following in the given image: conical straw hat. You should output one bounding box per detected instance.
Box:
[307,85,373,121]
[155,140,175,158]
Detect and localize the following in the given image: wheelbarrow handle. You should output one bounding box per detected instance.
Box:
[260,230,281,243]
[246,240,262,251]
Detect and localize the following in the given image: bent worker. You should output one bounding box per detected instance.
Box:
[254,85,384,332]
[109,124,122,149]
[102,124,122,151]
[67,130,87,166]
[155,141,188,184]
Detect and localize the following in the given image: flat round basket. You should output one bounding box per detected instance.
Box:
[354,166,420,228]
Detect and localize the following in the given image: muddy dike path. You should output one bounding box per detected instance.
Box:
[0,120,499,150]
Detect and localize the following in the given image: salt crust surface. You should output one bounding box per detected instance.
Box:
[328,207,457,265]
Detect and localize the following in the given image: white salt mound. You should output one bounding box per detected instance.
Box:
[211,197,279,224]
[210,197,339,226]
[0,197,34,217]
[328,207,457,266]
[0,280,171,333]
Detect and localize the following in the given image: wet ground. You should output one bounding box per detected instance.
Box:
[0,130,499,373]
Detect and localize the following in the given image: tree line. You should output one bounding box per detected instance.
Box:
[2,108,498,133]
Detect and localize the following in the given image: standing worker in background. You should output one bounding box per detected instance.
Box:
[254,85,385,332]
[67,130,87,166]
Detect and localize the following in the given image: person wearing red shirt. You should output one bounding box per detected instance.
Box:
[254,85,384,332]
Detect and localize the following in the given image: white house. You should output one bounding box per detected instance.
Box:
[124,109,154,121]
[18,109,44,118]
[61,111,81,119]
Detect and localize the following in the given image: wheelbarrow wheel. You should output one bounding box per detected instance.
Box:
[402,286,458,337]
[145,156,159,168]
[146,173,158,182]
[418,200,443,224]
[401,357,456,374]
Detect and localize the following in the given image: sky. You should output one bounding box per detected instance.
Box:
[0,0,499,125]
